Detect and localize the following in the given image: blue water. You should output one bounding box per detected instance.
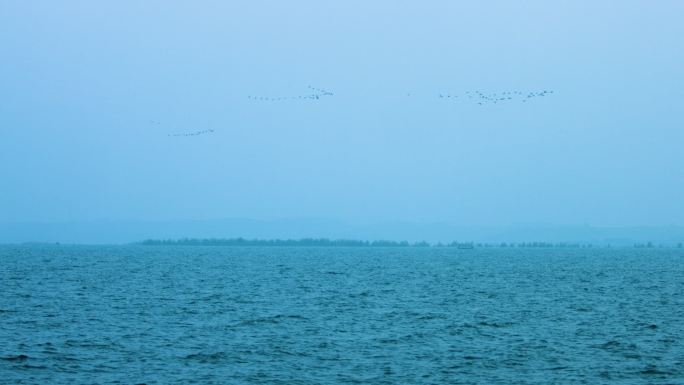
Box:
[1,246,683,384]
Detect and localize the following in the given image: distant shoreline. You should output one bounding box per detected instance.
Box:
[137,238,683,249]
[2,239,681,248]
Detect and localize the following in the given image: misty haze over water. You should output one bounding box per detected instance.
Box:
[1,2,683,232]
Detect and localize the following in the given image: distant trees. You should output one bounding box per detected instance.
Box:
[138,238,681,248]
[140,238,428,247]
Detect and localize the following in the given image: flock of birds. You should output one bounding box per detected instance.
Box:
[148,120,216,138]
[247,85,334,102]
[160,86,554,137]
[245,87,553,105]
[439,90,554,105]
[167,129,215,137]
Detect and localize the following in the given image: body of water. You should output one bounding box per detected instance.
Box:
[1,246,683,384]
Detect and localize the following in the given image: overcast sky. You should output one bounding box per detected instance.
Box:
[1,1,683,227]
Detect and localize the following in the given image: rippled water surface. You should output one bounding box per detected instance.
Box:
[1,246,683,384]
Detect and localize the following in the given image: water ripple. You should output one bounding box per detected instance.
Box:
[1,245,683,384]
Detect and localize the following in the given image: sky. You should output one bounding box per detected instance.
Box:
[1,0,683,229]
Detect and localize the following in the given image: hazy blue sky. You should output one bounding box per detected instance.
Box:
[1,1,683,227]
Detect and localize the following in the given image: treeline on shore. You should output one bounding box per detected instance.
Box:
[138,238,684,248]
